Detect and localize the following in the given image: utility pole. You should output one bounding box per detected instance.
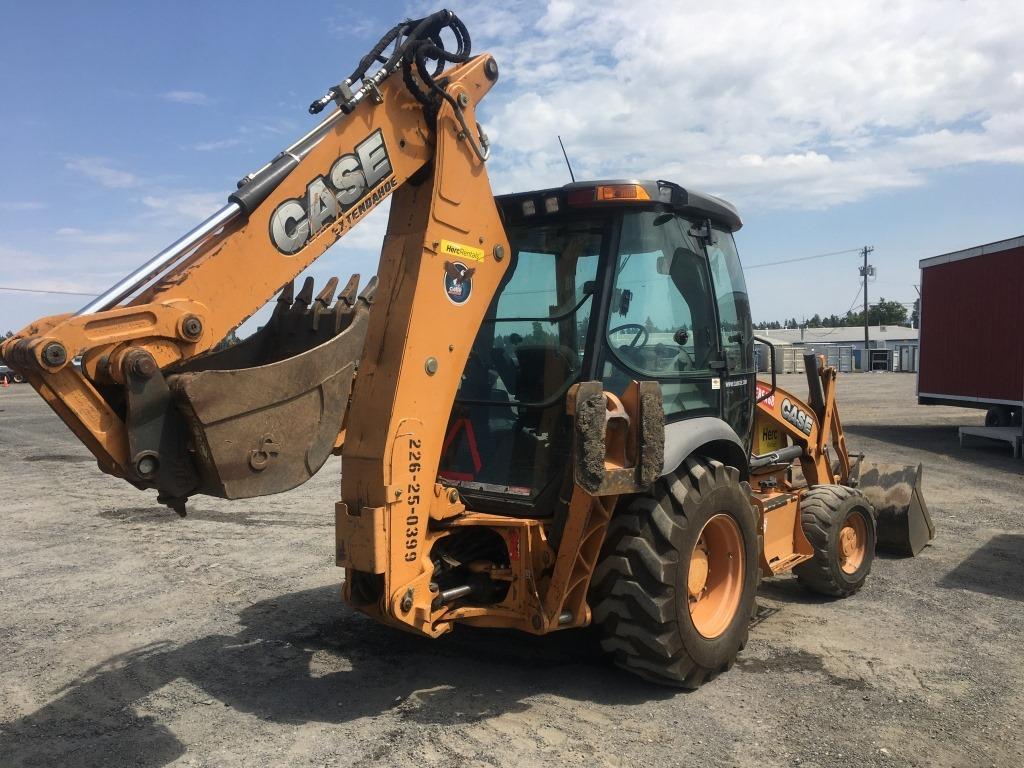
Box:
[859,246,874,349]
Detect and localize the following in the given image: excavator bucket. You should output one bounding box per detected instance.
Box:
[163,275,375,502]
[858,462,935,556]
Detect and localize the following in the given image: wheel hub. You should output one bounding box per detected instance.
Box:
[839,526,858,558]
[838,512,868,574]
[687,513,745,639]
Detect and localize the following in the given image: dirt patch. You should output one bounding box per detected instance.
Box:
[1,375,1022,767]
[737,646,872,691]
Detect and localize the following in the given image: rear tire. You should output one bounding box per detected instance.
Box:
[985,406,1012,427]
[590,457,760,688]
[794,485,876,597]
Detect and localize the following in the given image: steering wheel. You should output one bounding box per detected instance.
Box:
[609,323,649,348]
[676,346,697,370]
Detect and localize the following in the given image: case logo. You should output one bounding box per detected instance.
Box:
[444,261,475,305]
[269,128,395,255]
[782,398,813,435]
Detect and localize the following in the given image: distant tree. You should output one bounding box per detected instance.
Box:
[910,298,920,328]
[807,313,822,328]
[846,297,908,327]
[527,321,556,345]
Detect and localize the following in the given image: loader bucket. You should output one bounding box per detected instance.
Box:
[858,462,935,556]
[165,275,375,501]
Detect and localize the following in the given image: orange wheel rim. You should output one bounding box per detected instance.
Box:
[839,511,868,574]
[688,513,744,639]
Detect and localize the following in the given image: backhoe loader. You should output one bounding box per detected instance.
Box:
[1,10,933,687]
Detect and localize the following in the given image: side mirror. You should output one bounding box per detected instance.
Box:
[618,288,633,316]
[688,218,718,245]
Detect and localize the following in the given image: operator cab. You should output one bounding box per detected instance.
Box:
[439,180,754,514]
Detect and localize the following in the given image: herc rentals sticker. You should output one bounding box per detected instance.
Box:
[439,239,485,263]
[443,261,475,305]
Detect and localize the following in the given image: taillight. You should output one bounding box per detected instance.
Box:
[567,188,595,206]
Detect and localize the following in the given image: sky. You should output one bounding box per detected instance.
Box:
[1,0,1022,334]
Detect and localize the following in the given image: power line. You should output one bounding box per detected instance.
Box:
[787,284,864,338]
[745,248,861,270]
[0,285,98,297]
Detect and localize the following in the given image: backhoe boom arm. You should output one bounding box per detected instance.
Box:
[1,13,503,507]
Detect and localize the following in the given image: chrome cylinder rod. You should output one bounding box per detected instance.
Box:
[438,584,474,604]
[77,202,242,315]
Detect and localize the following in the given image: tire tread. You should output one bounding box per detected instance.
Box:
[590,458,756,688]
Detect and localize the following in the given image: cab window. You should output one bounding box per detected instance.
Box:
[706,231,752,373]
[440,218,602,500]
[602,211,719,419]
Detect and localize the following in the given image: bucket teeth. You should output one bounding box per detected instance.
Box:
[338,274,360,307]
[295,276,315,308]
[315,276,339,307]
[277,280,295,306]
[269,280,295,326]
[359,275,379,304]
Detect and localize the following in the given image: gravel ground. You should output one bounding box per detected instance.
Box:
[0,372,1021,767]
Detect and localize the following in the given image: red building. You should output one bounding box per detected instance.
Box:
[918,235,1024,425]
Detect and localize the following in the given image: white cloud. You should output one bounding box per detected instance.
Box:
[140,191,224,224]
[0,201,46,212]
[65,157,139,189]
[191,138,243,152]
[161,90,211,105]
[54,227,138,245]
[442,0,1024,209]
[0,245,111,293]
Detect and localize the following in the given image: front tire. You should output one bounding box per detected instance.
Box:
[590,457,760,688]
[793,485,876,597]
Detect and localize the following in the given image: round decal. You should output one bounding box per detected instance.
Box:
[443,260,475,305]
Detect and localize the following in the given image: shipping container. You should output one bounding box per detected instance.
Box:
[918,236,1024,420]
[806,344,854,373]
[827,345,854,373]
[897,344,919,373]
[782,346,805,374]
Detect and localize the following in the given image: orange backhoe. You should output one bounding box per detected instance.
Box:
[1,10,932,686]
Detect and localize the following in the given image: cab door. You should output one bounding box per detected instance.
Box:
[704,228,755,448]
[599,211,721,422]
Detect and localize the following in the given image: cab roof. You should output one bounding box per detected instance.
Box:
[497,179,742,232]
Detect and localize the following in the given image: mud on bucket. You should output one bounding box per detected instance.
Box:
[166,275,375,501]
[858,462,935,556]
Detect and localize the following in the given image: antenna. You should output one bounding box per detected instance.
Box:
[557,135,576,183]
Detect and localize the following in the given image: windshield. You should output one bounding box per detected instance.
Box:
[601,210,720,420]
[606,211,717,376]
